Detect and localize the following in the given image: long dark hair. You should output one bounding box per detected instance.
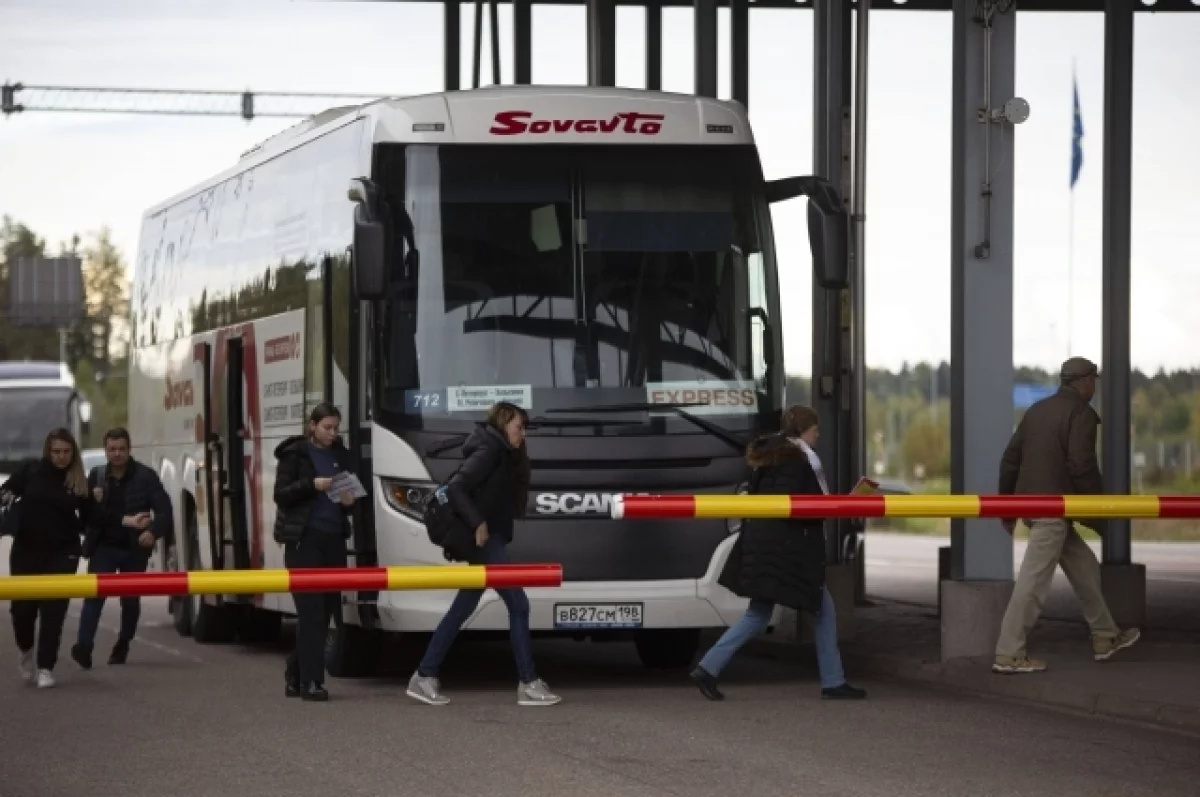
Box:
[43,427,88,498]
[485,401,531,516]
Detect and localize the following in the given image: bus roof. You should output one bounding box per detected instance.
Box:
[142,86,754,219]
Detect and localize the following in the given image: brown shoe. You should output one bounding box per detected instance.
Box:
[992,655,1047,674]
[1093,628,1140,661]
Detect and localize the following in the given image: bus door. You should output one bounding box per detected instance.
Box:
[223,337,252,577]
[197,342,226,573]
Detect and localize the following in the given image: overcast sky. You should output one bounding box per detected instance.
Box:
[1,0,1198,375]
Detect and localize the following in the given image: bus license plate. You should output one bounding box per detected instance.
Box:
[554,603,643,629]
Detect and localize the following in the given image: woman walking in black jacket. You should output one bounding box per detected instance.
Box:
[272,403,360,702]
[1,428,94,689]
[690,406,866,701]
[407,401,561,707]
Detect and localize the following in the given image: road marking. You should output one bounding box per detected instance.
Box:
[66,609,205,664]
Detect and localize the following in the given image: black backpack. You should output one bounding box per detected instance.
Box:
[420,469,476,563]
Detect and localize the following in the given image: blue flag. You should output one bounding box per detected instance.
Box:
[1071,72,1084,189]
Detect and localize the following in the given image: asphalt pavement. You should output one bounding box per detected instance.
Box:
[1,596,1199,797]
[864,531,1200,631]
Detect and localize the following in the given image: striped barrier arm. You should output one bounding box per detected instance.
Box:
[0,563,562,602]
[608,494,1200,520]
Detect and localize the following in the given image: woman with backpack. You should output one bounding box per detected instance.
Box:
[406,401,561,707]
[689,405,867,701]
[2,428,94,689]
[272,403,360,702]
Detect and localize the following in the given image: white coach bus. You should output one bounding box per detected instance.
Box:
[127,86,847,673]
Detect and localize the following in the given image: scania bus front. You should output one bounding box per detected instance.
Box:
[351,89,848,670]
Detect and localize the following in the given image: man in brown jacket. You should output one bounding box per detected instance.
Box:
[992,357,1141,674]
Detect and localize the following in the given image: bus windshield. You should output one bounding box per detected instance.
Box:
[377,143,783,431]
[0,387,73,468]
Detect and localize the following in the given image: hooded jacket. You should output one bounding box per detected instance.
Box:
[272,435,353,544]
[717,433,827,613]
[447,423,530,546]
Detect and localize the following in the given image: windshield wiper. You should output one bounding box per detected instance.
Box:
[424,416,642,459]
[544,402,747,454]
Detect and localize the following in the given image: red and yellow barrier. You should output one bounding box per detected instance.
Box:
[609,494,1200,520]
[0,564,562,602]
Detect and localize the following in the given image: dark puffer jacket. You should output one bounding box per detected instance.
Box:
[718,434,827,613]
[1,458,93,562]
[448,423,530,547]
[272,436,353,543]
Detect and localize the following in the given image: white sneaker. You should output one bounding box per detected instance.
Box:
[35,669,55,689]
[518,679,562,706]
[18,650,34,681]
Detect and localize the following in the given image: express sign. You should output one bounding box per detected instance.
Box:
[490,110,665,137]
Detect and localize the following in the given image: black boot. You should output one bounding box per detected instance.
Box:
[821,683,867,700]
[71,642,93,670]
[689,666,724,701]
[108,640,130,665]
[301,683,330,702]
[285,660,301,698]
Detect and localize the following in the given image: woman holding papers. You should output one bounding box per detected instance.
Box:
[689,405,867,701]
[272,403,360,702]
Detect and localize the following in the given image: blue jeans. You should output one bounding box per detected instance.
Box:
[78,545,150,647]
[418,535,537,683]
[698,587,847,689]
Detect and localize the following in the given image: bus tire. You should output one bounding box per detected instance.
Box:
[325,622,382,678]
[634,628,701,670]
[192,598,236,644]
[237,607,282,644]
[170,505,198,637]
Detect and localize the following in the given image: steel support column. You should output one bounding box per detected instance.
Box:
[812,0,853,566]
[731,0,749,107]
[694,0,718,98]
[444,0,460,91]
[646,0,663,90]
[949,0,1015,582]
[1101,0,1134,566]
[514,0,532,84]
[587,0,616,86]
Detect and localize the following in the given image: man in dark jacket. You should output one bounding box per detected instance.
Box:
[992,357,1140,674]
[71,427,173,669]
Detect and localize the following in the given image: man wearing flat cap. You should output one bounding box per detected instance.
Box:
[992,356,1141,674]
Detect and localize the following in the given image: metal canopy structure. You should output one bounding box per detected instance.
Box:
[397,0,1172,638]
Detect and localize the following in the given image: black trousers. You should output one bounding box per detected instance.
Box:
[284,531,347,687]
[9,547,81,672]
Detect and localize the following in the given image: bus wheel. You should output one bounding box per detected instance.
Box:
[170,510,197,637]
[325,622,382,678]
[192,598,236,644]
[634,628,701,670]
[237,608,282,644]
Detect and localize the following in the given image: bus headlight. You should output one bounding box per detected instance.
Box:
[726,481,751,534]
[380,479,435,521]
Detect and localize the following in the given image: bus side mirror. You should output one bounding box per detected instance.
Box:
[765,175,850,291]
[349,178,386,300]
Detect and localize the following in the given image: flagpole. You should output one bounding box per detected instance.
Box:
[1068,178,1074,357]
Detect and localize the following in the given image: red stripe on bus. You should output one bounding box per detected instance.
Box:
[96,571,190,598]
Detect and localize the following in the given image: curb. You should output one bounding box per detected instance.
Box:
[744,638,1200,736]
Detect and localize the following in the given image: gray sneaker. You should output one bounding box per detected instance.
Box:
[518,678,562,706]
[406,672,450,706]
